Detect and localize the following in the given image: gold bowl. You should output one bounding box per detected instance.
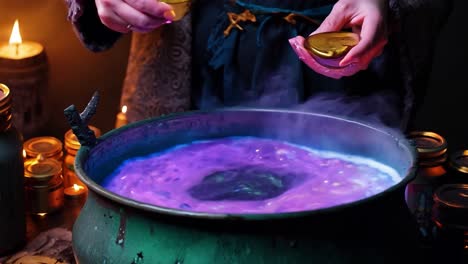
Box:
[159,0,191,21]
[304,31,359,68]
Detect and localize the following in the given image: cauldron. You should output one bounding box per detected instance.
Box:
[73,109,418,263]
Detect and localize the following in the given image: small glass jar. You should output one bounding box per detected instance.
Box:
[24,155,64,215]
[23,136,63,162]
[63,126,101,196]
[432,184,468,262]
[405,131,449,244]
[447,150,468,184]
[0,83,25,255]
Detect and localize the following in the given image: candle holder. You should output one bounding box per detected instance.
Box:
[64,184,87,199]
[0,20,49,138]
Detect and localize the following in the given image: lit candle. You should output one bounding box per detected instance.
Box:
[64,184,86,198]
[115,105,128,128]
[0,19,48,138]
[0,20,44,60]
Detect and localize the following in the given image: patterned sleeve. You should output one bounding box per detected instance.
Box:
[64,0,122,52]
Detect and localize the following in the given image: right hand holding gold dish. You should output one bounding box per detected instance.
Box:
[289,0,389,79]
[94,0,180,33]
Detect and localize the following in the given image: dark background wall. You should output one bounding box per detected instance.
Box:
[0,0,467,151]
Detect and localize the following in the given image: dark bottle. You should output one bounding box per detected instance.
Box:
[405,131,448,245]
[0,83,25,255]
[432,184,468,263]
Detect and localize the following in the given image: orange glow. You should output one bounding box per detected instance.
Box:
[122,105,128,114]
[9,20,22,45]
[73,184,84,191]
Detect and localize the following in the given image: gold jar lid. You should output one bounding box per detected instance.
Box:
[24,136,63,160]
[304,31,360,59]
[0,83,12,131]
[24,155,62,182]
[64,125,101,151]
[0,83,11,110]
[448,150,468,174]
[407,131,447,160]
[433,184,468,229]
[434,184,468,209]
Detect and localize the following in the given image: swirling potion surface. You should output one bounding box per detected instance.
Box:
[102,137,401,214]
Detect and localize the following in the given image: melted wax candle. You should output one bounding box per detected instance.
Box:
[103,137,401,214]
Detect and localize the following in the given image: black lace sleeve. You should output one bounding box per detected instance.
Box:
[64,0,122,52]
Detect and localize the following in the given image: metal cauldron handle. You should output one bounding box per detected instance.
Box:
[64,91,100,148]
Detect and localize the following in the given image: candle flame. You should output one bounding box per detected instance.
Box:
[9,20,22,45]
[122,105,127,114]
[73,184,84,191]
[23,149,26,159]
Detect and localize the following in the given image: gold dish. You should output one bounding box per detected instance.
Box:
[159,0,191,21]
[304,31,359,59]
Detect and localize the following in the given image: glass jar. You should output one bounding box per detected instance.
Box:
[63,126,101,194]
[23,136,63,162]
[24,155,64,215]
[447,150,468,184]
[0,83,25,255]
[405,131,449,244]
[432,184,468,262]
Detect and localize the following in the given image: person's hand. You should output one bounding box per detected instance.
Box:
[289,0,389,79]
[95,0,177,33]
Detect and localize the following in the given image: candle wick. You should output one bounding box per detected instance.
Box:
[15,43,19,56]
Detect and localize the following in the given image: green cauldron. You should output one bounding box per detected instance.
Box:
[72,109,418,263]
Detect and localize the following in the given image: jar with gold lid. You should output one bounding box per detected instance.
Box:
[24,155,64,215]
[405,131,449,245]
[23,136,63,161]
[63,126,101,196]
[432,184,468,262]
[0,83,25,255]
[447,150,468,184]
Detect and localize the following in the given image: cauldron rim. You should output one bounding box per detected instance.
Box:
[75,108,416,221]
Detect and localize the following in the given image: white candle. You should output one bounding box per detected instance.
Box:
[0,20,43,60]
[64,184,86,198]
[115,105,128,128]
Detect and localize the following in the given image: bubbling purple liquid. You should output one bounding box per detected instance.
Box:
[102,137,401,214]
